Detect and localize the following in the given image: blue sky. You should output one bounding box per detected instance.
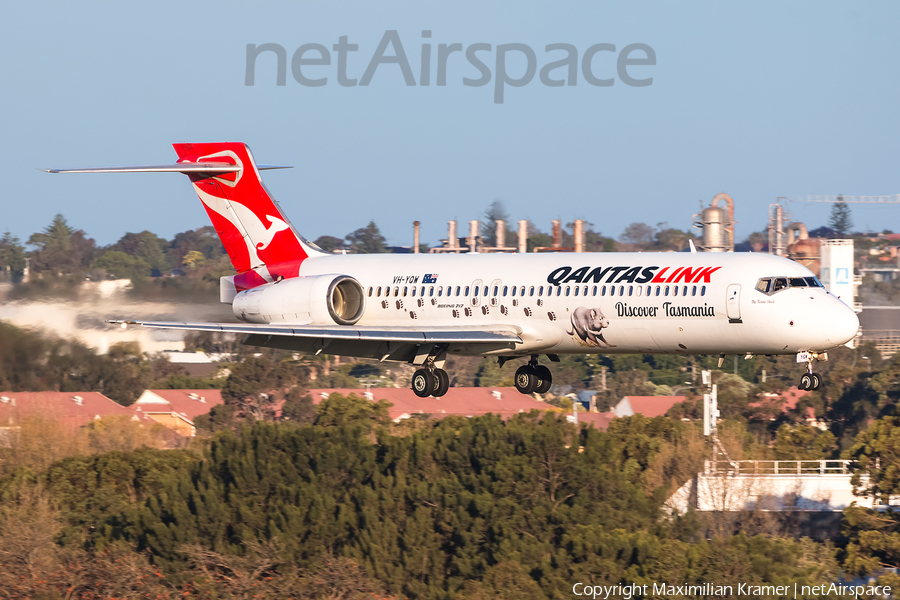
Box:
[2,1,898,248]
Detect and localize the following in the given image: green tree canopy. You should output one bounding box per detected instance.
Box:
[345,221,387,254]
[828,195,853,236]
[27,214,96,275]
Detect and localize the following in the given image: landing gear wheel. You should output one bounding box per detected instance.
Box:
[799,373,813,391]
[514,365,538,394]
[533,365,552,394]
[432,369,450,397]
[811,373,822,391]
[412,369,436,398]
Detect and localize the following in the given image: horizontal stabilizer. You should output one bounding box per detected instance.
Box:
[42,163,291,174]
[107,320,523,344]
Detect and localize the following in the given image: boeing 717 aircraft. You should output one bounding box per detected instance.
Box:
[45,142,860,397]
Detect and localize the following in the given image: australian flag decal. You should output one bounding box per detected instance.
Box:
[423,274,439,284]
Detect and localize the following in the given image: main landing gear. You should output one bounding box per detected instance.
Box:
[411,366,450,398]
[512,355,553,395]
[797,351,825,391]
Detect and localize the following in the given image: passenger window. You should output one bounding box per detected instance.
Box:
[511,286,516,297]
[636,286,642,297]
[610,286,616,297]
[412,287,417,297]
[664,286,669,296]
[701,286,707,296]
[628,286,634,296]
[438,287,443,296]
[692,285,697,296]
[493,286,499,296]
[465,286,470,296]
[394,287,400,297]
[592,285,598,296]
[557,287,563,296]
[377,286,382,297]
[673,286,678,297]
[367,287,373,297]
[574,287,579,296]
[682,286,688,296]
[601,286,607,296]
[403,286,408,296]
[583,286,588,296]
[655,286,661,296]
[619,285,625,296]
[530,286,535,296]
[483,286,489,296]
[566,287,571,296]
[420,286,425,296]
[429,287,434,297]
[539,286,544,296]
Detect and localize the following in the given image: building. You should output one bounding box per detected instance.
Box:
[0,391,138,446]
[749,388,824,428]
[612,396,686,418]
[0,391,135,431]
[573,412,617,431]
[305,387,551,422]
[132,389,224,436]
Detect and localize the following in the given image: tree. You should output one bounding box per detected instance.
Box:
[0,232,26,282]
[27,214,96,275]
[90,250,151,280]
[313,235,345,253]
[480,200,510,247]
[828,195,853,236]
[108,231,169,273]
[618,222,655,250]
[654,227,696,252]
[345,221,387,254]
[169,226,225,268]
[281,388,316,424]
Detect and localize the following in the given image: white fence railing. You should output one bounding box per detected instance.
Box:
[704,459,853,476]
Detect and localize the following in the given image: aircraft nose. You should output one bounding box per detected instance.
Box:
[827,301,860,346]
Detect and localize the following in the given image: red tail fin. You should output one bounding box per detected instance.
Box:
[173,142,319,288]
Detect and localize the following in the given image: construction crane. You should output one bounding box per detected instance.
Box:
[790,195,900,204]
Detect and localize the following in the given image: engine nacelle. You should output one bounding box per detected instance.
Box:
[232,274,366,325]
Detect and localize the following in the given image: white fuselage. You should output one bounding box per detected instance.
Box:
[233,250,859,358]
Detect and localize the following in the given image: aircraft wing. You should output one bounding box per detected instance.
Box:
[108,320,523,344]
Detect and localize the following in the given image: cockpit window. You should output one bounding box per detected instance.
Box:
[756,275,824,296]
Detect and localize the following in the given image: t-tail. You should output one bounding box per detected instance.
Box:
[44,142,325,293]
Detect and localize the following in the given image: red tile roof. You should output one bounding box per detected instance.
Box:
[305,387,551,421]
[750,388,815,420]
[575,412,616,431]
[619,396,686,418]
[134,389,224,421]
[0,391,134,430]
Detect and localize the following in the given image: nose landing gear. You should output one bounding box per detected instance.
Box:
[797,351,825,391]
[513,355,553,395]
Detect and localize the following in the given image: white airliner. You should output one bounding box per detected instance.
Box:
[46,142,860,397]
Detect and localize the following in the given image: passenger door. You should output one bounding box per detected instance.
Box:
[726,283,742,323]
